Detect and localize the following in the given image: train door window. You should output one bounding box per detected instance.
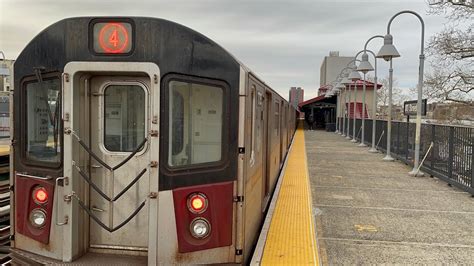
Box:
[250,86,256,164]
[104,84,146,152]
[256,91,263,153]
[168,80,223,167]
[25,78,61,163]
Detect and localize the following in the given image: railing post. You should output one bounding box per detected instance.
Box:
[448,126,454,180]
[431,124,435,170]
[471,127,474,188]
[406,119,409,161]
[397,122,400,155]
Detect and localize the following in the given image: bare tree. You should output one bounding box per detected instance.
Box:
[366,75,409,118]
[424,0,473,105]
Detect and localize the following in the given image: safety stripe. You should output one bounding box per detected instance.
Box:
[261,124,319,265]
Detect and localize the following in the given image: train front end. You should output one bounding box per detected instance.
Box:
[10,17,241,264]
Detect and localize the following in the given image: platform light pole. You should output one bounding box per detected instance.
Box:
[332,67,352,137]
[342,59,361,140]
[340,74,352,138]
[358,35,384,153]
[352,49,376,147]
[334,82,345,134]
[377,10,425,170]
[376,35,399,161]
[330,79,343,134]
[348,68,361,143]
[345,80,352,138]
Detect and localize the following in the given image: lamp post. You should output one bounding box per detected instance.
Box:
[331,79,343,134]
[334,83,340,134]
[342,59,361,140]
[376,36,399,161]
[333,67,352,137]
[340,74,351,138]
[345,81,351,138]
[348,68,362,143]
[334,82,345,134]
[358,35,384,153]
[377,10,425,171]
[353,49,377,147]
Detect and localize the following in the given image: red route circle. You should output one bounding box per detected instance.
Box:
[98,23,129,53]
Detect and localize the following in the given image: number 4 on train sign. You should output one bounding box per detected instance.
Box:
[92,22,133,54]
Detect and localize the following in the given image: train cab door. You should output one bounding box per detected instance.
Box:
[88,76,150,254]
[62,62,160,263]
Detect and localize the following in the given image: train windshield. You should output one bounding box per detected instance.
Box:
[26,78,61,163]
[168,80,223,167]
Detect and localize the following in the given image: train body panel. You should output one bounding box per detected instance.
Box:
[10,17,298,264]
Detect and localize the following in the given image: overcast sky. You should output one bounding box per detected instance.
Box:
[0,0,448,100]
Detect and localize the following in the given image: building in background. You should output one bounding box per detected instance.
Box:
[319,51,353,86]
[0,59,14,92]
[289,86,304,109]
[0,59,13,138]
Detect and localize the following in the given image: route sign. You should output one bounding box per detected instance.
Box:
[92,22,133,54]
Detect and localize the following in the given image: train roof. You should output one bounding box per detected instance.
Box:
[15,16,287,102]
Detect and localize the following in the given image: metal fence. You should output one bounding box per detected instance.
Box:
[337,117,474,195]
[0,116,8,138]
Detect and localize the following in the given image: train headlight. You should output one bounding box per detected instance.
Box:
[190,218,211,239]
[29,209,47,228]
[187,193,208,214]
[32,186,48,204]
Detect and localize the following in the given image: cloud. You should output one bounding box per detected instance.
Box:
[0,0,449,100]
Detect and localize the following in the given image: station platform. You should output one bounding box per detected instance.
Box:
[252,126,473,265]
[307,130,474,264]
[251,124,320,265]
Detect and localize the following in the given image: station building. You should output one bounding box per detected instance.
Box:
[300,81,381,130]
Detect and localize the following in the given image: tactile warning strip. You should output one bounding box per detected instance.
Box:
[261,124,319,265]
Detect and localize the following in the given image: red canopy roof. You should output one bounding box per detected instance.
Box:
[299,95,326,107]
[349,80,382,89]
[298,80,382,108]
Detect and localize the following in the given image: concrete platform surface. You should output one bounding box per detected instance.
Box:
[306,130,474,265]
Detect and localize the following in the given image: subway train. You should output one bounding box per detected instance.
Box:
[9,17,298,264]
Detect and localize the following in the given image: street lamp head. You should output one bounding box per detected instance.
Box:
[376,34,400,61]
[357,53,374,74]
[341,75,351,85]
[348,68,362,81]
[335,82,345,89]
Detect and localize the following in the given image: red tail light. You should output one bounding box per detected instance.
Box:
[187,193,208,214]
[32,186,48,204]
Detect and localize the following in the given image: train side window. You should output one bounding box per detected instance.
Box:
[168,80,223,167]
[104,84,146,152]
[25,78,61,163]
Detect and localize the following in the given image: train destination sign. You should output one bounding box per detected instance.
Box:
[93,22,132,54]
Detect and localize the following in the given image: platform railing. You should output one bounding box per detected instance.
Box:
[337,117,474,195]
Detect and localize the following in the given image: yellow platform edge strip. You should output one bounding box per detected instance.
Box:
[261,123,319,265]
